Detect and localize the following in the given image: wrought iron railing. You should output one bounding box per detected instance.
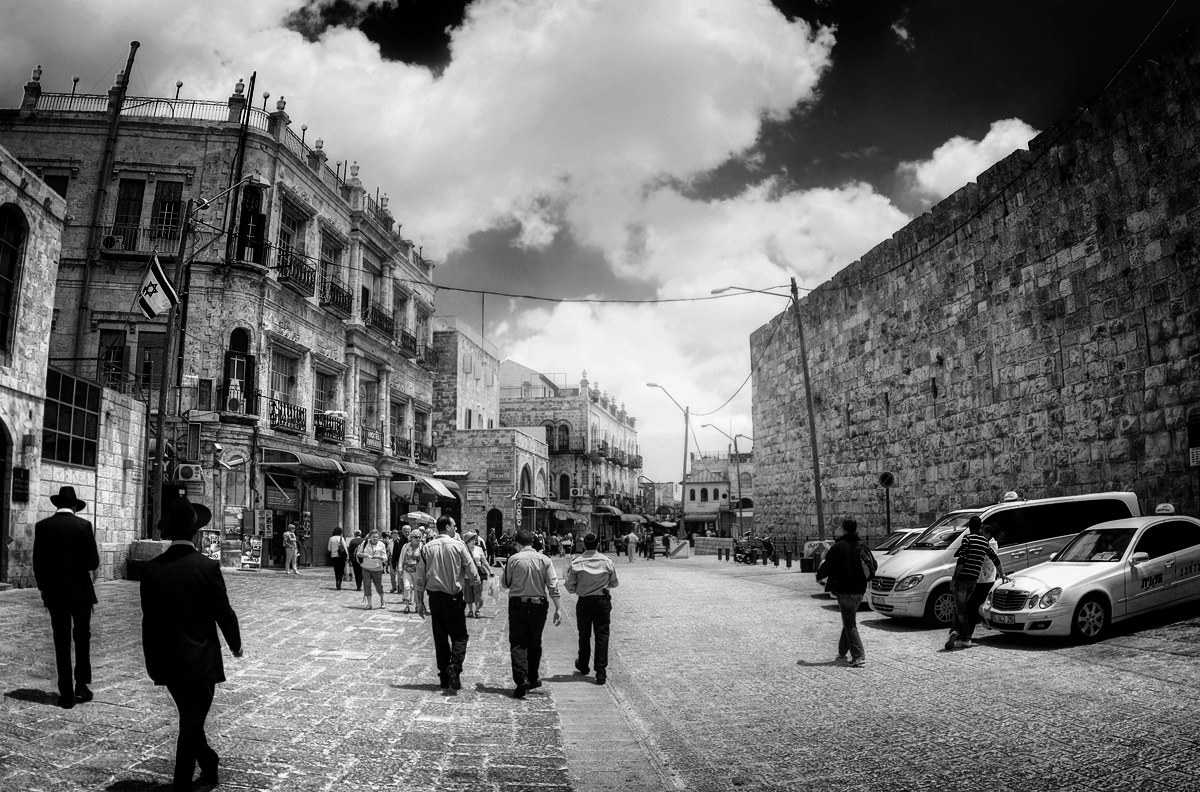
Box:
[320,278,353,315]
[630,454,643,469]
[277,246,316,297]
[100,223,182,255]
[398,327,418,358]
[363,301,394,335]
[389,434,412,458]
[414,441,438,464]
[416,343,440,368]
[219,382,260,416]
[314,412,345,442]
[267,397,306,433]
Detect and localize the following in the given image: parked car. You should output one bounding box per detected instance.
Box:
[870,528,925,565]
[979,505,1200,641]
[869,491,1142,627]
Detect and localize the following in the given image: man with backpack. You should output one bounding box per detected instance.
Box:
[816,518,875,668]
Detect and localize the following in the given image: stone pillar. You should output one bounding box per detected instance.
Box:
[19,65,41,116]
[307,138,328,172]
[269,96,290,140]
[227,79,246,123]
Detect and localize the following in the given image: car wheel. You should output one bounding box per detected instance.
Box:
[1071,596,1109,642]
[924,584,955,627]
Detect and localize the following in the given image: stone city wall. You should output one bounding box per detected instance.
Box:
[751,31,1200,542]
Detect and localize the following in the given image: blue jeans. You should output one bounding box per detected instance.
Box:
[836,594,864,660]
[952,579,977,639]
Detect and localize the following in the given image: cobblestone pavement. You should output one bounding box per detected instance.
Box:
[1,555,1198,792]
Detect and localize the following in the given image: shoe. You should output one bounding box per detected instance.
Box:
[514,681,527,699]
[57,695,75,709]
[197,755,219,785]
[526,679,542,690]
[835,654,847,663]
[954,640,971,649]
[439,672,450,689]
[574,660,590,676]
[365,601,373,610]
[596,675,606,685]
[449,669,462,690]
[850,658,867,668]
[944,630,958,651]
[403,605,411,614]
[74,684,93,703]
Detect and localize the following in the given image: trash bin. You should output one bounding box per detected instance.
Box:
[800,556,815,573]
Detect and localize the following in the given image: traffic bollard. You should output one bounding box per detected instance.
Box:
[773,555,779,567]
[785,550,792,568]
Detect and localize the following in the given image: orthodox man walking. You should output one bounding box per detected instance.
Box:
[565,532,619,684]
[33,486,100,709]
[502,529,562,698]
[140,496,243,791]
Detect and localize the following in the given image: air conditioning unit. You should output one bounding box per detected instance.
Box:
[569,487,590,498]
[101,234,121,250]
[225,395,242,413]
[174,464,203,483]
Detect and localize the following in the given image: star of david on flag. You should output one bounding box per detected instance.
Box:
[137,254,179,319]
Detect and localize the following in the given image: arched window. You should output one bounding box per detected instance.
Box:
[520,464,533,495]
[544,423,555,449]
[557,424,570,449]
[740,472,753,489]
[689,488,696,501]
[223,328,255,412]
[700,488,709,502]
[559,473,571,499]
[0,204,28,354]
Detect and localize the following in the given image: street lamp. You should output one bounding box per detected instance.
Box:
[701,425,753,538]
[712,279,825,540]
[646,382,689,537]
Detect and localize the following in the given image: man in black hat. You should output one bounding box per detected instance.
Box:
[141,496,242,791]
[33,485,100,708]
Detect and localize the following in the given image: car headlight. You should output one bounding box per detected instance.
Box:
[1038,588,1062,609]
[894,574,923,591]
[985,589,994,606]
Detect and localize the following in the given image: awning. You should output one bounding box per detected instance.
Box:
[542,499,571,511]
[261,447,343,473]
[591,505,623,516]
[417,475,455,500]
[681,514,714,522]
[433,470,469,477]
[554,510,590,522]
[390,481,416,499]
[619,513,646,523]
[342,461,379,477]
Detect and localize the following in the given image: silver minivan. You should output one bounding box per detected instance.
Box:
[868,491,1142,626]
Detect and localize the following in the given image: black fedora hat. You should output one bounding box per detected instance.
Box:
[49,486,86,512]
[156,496,212,540]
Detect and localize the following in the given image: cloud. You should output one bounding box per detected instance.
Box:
[891,18,915,51]
[897,118,1039,206]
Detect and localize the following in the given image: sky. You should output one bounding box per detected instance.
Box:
[1,0,1196,488]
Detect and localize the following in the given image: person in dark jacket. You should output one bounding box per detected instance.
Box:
[816,518,869,667]
[346,529,364,591]
[140,496,242,791]
[33,486,100,708]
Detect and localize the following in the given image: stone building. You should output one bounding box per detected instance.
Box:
[681,449,755,537]
[750,31,1200,542]
[0,69,445,569]
[498,363,642,544]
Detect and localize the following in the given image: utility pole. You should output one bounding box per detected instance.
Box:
[680,406,689,539]
[791,277,825,541]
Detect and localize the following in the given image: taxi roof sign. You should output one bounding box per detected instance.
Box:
[1154,503,1176,514]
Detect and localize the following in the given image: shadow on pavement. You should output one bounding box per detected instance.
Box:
[473,682,529,698]
[859,617,930,633]
[541,673,592,684]
[391,682,444,692]
[795,659,840,667]
[104,780,174,791]
[4,688,56,704]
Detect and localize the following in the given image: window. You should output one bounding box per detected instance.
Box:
[689,489,696,502]
[700,488,709,502]
[465,410,472,429]
[416,310,430,343]
[560,474,571,498]
[97,328,127,388]
[150,181,184,239]
[358,379,378,421]
[136,331,166,388]
[414,410,428,441]
[223,329,255,408]
[279,204,306,257]
[0,205,28,353]
[389,401,406,437]
[114,178,145,229]
[393,288,409,327]
[42,368,100,467]
[236,187,266,263]
[558,425,570,448]
[320,236,342,284]
[313,372,335,413]
[42,174,69,198]
[740,472,753,489]
[270,350,298,401]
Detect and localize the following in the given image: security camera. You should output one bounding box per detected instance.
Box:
[213,443,223,453]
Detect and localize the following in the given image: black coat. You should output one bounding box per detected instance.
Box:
[32,510,100,609]
[140,544,241,686]
[816,536,868,595]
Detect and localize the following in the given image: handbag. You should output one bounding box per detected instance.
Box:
[487,576,499,599]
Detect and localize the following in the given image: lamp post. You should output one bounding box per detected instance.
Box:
[712,280,825,540]
[646,383,688,538]
[701,425,753,538]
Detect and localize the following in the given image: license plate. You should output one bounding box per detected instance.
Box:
[993,613,1015,624]
[871,595,886,606]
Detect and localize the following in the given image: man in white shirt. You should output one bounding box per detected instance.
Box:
[501,530,562,698]
[415,516,480,690]
[566,533,619,684]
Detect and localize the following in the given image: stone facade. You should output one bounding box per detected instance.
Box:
[751,32,1200,542]
[430,315,500,439]
[433,428,548,537]
[0,140,65,586]
[0,71,441,568]
[682,450,755,536]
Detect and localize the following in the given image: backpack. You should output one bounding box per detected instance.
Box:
[857,543,878,581]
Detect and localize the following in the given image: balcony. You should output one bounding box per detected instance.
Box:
[314,411,346,442]
[389,434,412,459]
[417,343,440,369]
[414,441,438,465]
[360,421,384,452]
[550,436,587,456]
[630,454,643,469]
[614,449,627,466]
[100,223,182,256]
[363,301,394,336]
[219,382,260,422]
[597,440,609,455]
[267,397,307,433]
[398,327,418,358]
[320,278,353,317]
[277,246,316,298]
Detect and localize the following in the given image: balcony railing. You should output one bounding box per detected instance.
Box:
[267,397,307,433]
[398,327,418,358]
[550,436,587,455]
[363,301,394,336]
[277,246,316,297]
[597,440,609,455]
[360,421,384,451]
[414,441,437,465]
[314,412,346,442]
[417,343,439,369]
[389,434,412,458]
[219,381,260,417]
[630,454,643,469]
[320,278,353,316]
[101,223,182,255]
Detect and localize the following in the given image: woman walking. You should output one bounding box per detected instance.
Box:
[398,528,424,613]
[463,531,489,618]
[327,527,349,590]
[356,529,388,609]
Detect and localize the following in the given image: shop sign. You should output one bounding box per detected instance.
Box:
[242,536,262,569]
[466,486,486,502]
[223,507,243,535]
[486,467,509,481]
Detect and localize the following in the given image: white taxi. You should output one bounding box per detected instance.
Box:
[979,505,1200,642]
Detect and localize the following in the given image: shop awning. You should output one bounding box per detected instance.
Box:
[433,470,470,477]
[261,447,343,473]
[342,461,379,477]
[619,513,646,523]
[390,481,416,499]
[417,475,456,500]
[591,505,623,516]
[681,514,714,522]
[554,510,590,522]
[542,499,571,511]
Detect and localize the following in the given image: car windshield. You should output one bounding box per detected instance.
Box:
[891,532,921,553]
[871,532,909,552]
[1055,527,1137,562]
[908,513,974,549]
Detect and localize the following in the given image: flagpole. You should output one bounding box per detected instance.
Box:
[151,199,193,534]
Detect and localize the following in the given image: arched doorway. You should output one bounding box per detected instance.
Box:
[559,473,571,500]
[487,507,504,539]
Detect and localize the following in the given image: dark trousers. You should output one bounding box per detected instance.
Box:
[48,603,92,697]
[508,599,549,684]
[166,682,217,790]
[576,595,611,676]
[836,593,864,660]
[963,581,993,641]
[428,591,469,677]
[951,579,978,639]
[351,561,363,590]
[332,557,347,589]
